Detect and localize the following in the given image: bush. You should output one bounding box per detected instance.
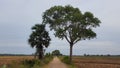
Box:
[44,53,53,64]
[4,55,53,68]
[44,57,53,64]
[61,56,77,68]
[61,56,71,64]
[21,59,42,68]
[7,59,42,68]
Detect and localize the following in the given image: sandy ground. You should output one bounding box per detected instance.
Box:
[46,57,68,68]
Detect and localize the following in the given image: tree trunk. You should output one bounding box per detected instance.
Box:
[38,51,43,60]
[38,46,43,60]
[70,43,73,63]
[34,52,37,59]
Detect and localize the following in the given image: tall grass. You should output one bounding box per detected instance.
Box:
[0,55,53,68]
[61,56,71,64]
[60,56,77,68]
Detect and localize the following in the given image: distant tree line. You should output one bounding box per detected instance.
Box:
[0,54,33,56]
[84,54,120,57]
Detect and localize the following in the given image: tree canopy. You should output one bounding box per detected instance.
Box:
[43,5,100,43]
[43,5,101,62]
[52,50,62,56]
[28,24,51,59]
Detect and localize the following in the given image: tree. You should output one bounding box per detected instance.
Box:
[28,24,51,60]
[42,5,101,62]
[52,50,62,56]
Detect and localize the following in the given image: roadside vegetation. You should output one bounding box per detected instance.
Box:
[1,55,120,68]
[60,56,77,68]
[0,54,53,68]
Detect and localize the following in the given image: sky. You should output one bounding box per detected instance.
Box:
[0,0,120,55]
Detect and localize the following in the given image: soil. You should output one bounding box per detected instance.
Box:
[47,57,68,68]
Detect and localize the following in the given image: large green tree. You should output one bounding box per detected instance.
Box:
[42,5,101,62]
[28,24,51,60]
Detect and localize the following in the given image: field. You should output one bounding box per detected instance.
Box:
[0,56,120,68]
[0,56,34,67]
[73,56,120,68]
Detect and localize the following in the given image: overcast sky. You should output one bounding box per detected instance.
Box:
[0,0,120,55]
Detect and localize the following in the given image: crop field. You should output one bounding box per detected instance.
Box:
[73,56,120,68]
[0,56,34,67]
[1,56,120,68]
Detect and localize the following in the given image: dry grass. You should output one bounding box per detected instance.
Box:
[72,56,120,68]
[1,56,120,68]
[0,56,34,66]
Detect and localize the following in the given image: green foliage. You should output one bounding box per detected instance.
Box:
[52,50,62,56]
[43,57,52,64]
[44,53,53,64]
[5,56,53,68]
[43,5,101,43]
[43,5,101,63]
[7,59,42,68]
[61,56,71,64]
[60,56,77,68]
[28,24,51,48]
[21,59,42,67]
[28,24,51,59]
[45,52,51,57]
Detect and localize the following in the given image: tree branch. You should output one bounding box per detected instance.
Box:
[68,30,73,42]
[73,38,81,44]
[64,35,70,43]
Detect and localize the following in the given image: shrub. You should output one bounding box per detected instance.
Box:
[21,59,42,68]
[44,53,53,64]
[61,56,71,64]
[3,56,53,68]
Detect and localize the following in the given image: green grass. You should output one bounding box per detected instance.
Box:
[59,56,77,68]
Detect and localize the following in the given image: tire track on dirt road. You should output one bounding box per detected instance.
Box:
[47,57,68,68]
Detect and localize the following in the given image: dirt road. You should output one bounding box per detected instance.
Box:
[47,57,68,68]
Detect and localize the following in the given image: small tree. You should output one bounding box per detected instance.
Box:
[43,5,101,62]
[52,50,62,56]
[28,24,51,60]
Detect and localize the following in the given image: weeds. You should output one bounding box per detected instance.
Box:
[60,56,77,68]
[61,56,71,64]
[0,55,53,68]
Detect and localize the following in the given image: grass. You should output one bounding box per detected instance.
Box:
[0,55,53,68]
[1,55,120,68]
[68,64,77,68]
[0,56,33,67]
[59,56,77,68]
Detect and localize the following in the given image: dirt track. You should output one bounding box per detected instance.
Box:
[47,57,68,68]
